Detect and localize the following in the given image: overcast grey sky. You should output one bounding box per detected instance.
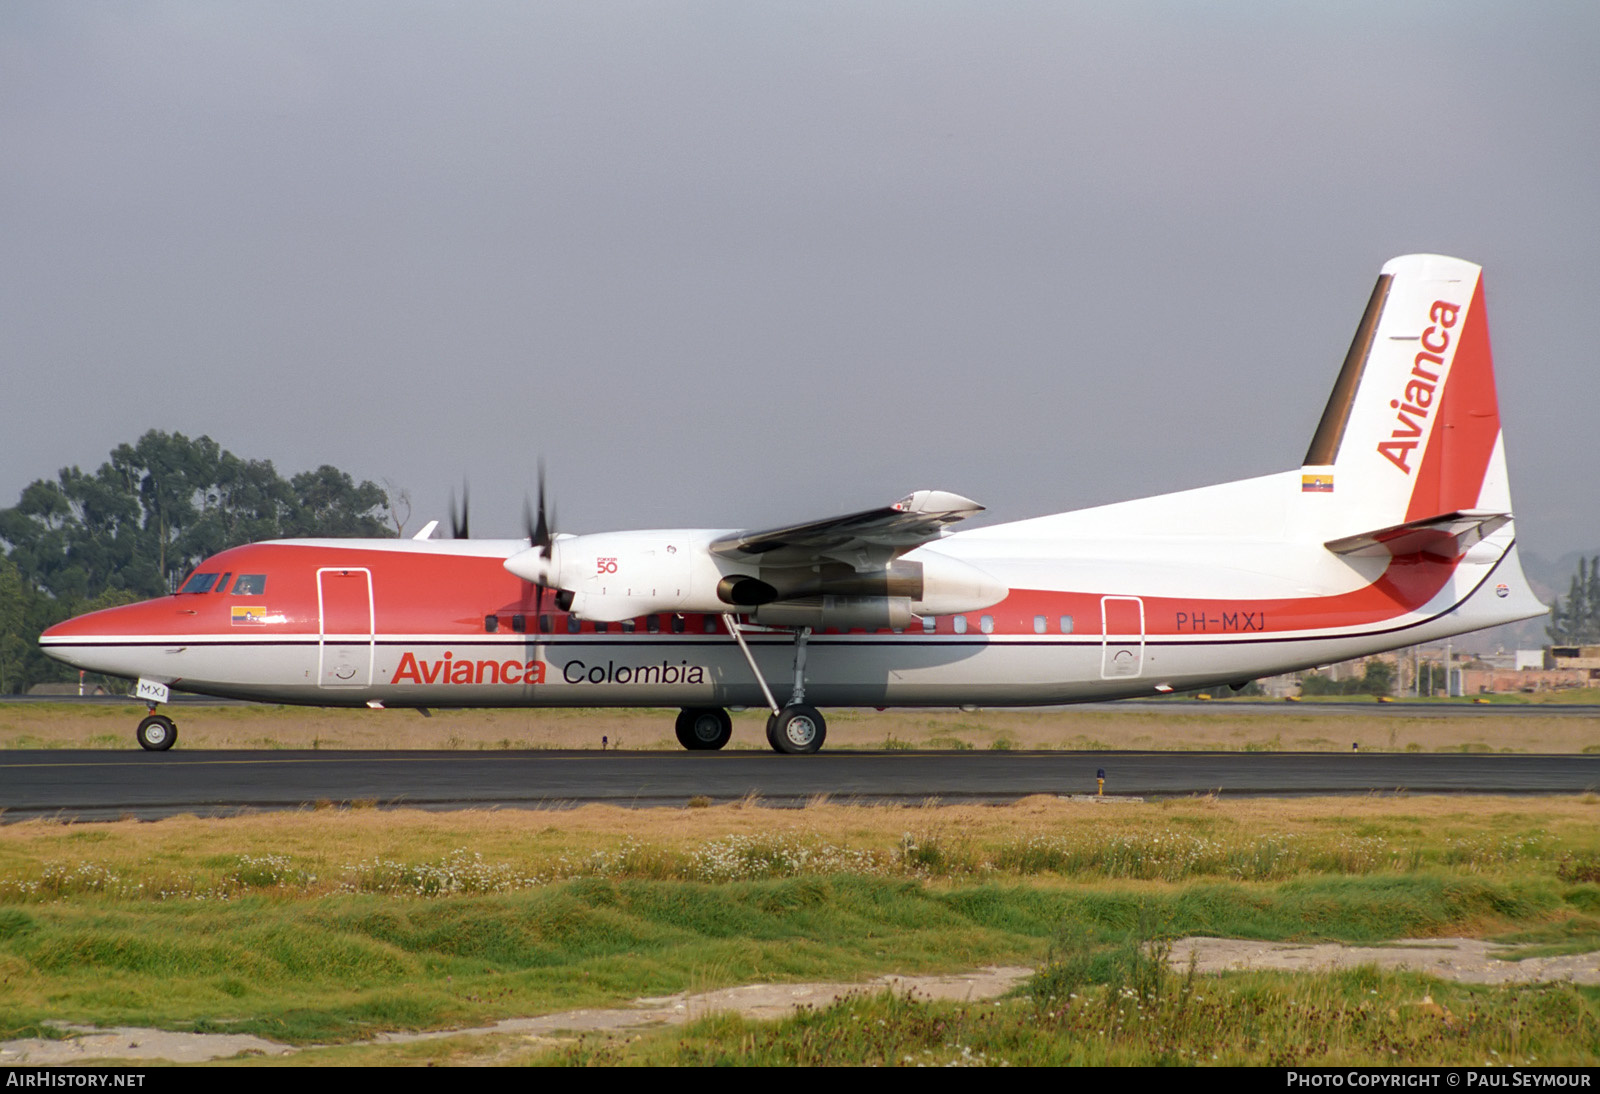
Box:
[4,3,1596,563]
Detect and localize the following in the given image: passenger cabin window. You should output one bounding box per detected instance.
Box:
[232,575,267,595]
[646,615,660,634]
[538,614,552,634]
[566,615,581,634]
[179,573,218,594]
[620,619,636,633]
[512,614,526,634]
[953,615,968,635]
[922,617,936,633]
[703,616,718,634]
[1059,616,1074,634]
[979,615,994,634]
[484,615,499,633]
[671,615,686,634]
[1034,616,1047,634]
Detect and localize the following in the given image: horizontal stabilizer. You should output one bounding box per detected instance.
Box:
[1324,510,1510,560]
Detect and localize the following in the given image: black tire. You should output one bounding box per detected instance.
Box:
[674,707,732,751]
[136,714,177,751]
[767,705,826,754]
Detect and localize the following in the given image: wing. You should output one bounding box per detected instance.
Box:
[709,490,983,571]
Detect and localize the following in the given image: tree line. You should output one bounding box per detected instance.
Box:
[0,431,394,693]
[1298,658,1396,697]
[1546,556,1600,645]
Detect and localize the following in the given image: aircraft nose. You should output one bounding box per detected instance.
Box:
[40,598,177,643]
[41,610,107,642]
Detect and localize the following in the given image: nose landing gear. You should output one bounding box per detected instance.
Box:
[136,711,178,751]
[131,679,178,751]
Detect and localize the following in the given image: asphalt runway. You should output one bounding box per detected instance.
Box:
[6,695,1599,716]
[3,749,1597,821]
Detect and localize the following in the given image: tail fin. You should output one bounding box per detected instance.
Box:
[1300,254,1510,546]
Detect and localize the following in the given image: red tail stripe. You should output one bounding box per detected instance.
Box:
[1405,278,1501,522]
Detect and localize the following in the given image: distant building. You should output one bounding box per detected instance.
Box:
[1452,645,1598,694]
[1298,646,1598,697]
[1458,665,1593,694]
[1257,673,1298,698]
[26,682,110,696]
[1547,645,1600,673]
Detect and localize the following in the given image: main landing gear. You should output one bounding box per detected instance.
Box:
[765,703,826,754]
[675,707,733,750]
[136,711,178,751]
[670,618,830,754]
[670,702,825,754]
[721,615,829,755]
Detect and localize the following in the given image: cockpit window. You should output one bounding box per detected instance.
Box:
[231,574,267,595]
[179,573,218,594]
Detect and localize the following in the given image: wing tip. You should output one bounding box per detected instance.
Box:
[896,490,984,516]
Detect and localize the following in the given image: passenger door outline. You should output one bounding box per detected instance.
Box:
[1100,595,1145,679]
[318,567,375,688]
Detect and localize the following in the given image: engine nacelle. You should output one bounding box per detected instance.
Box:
[504,533,1006,624]
[559,587,675,623]
[718,553,1006,615]
[716,575,780,606]
[751,596,915,631]
[907,550,1008,616]
[506,529,749,622]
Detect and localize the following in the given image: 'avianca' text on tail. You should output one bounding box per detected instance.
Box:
[41,254,1546,753]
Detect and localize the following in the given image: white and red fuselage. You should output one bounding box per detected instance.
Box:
[39,255,1546,744]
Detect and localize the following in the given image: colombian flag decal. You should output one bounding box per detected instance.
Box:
[232,605,270,626]
[1301,473,1334,493]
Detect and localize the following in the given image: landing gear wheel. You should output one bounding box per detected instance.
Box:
[766,705,826,755]
[675,707,733,751]
[135,714,177,751]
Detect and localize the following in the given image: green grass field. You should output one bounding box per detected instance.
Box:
[2,794,1598,1065]
[529,966,1599,1067]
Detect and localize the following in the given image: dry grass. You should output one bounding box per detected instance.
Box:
[2,793,1596,881]
[2,701,1596,753]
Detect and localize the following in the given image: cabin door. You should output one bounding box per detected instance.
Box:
[1100,595,1145,679]
[318,567,375,688]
